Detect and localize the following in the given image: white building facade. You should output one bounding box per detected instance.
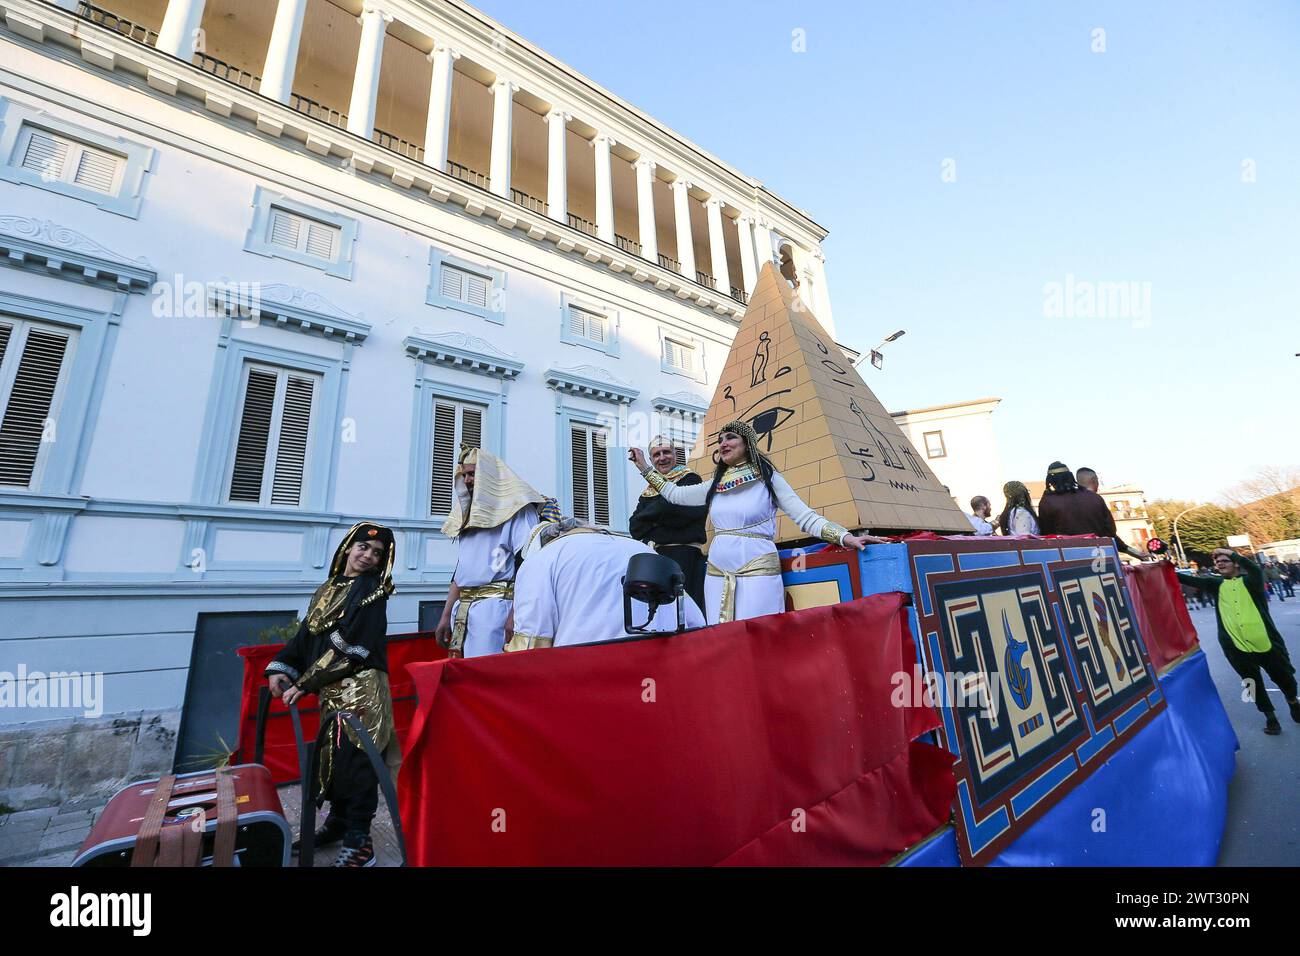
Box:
[0,0,836,729]
[891,397,1003,519]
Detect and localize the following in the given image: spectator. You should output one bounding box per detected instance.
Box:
[1177,549,1299,735]
[1037,461,1146,560]
[967,496,995,535]
[1265,560,1286,603]
[997,481,1040,536]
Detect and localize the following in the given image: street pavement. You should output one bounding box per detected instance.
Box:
[1205,594,1300,866]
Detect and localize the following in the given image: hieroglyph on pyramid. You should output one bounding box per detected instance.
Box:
[687,263,972,540]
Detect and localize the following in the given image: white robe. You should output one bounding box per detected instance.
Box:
[512,533,705,649]
[657,472,847,624]
[451,505,540,657]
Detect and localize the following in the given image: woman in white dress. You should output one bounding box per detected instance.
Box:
[997,480,1040,536]
[629,420,882,624]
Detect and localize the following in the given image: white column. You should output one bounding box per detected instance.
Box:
[671,178,695,279]
[752,219,775,270]
[423,44,459,171]
[811,250,835,334]
[546,108,570,223]
[705,198,730,293]
[260,0,308,103]
[346,3,392,139]
[737,216,758,296]
[157,0,207,60]
[635,158,658,263]
[593,134,616,244]
[488,78,517,199]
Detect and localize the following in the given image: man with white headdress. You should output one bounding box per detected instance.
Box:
[434,445,547,658]
[507,518,705,651]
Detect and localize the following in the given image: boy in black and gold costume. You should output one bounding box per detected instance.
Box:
[266,522,396,867]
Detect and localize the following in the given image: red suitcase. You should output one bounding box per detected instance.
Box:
[73,763,291,867]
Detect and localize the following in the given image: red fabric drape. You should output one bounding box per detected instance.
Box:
[398,594,956,866]
[1124,562,1200,671]
[234,632,446,783]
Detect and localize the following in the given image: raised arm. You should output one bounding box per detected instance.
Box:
[631,457,707,509]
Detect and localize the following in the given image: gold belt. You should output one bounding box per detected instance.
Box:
[450,581,514,654]
[707,551,782,623]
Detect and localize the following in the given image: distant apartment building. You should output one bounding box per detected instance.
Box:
[891,397,1003,518]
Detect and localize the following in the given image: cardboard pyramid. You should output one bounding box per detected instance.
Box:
[686,263,972,541]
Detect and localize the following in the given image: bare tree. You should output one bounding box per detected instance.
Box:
[1222,465,1300,546]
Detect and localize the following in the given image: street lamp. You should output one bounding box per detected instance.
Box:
[1172,503,1209,567]
[852,329,906,370]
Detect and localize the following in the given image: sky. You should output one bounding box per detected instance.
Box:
[471,0,1299,505]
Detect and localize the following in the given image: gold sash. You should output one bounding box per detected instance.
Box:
[450,581,514,654]
[707,551,782,623]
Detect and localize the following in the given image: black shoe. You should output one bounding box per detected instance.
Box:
[1264,715,1281,735]
[292,817,347,853]
[1289,699,1300,724]
[332,836,376,868]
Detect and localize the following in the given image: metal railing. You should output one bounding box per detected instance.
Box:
[730,286,748,304]
[289,92,347,130]
[657,253,681,273]
[446,160,489,189]
[511,188,548,215]
[615,234,641,257]
[193,52,261,92]
[373,128,423,162]
[696,271,716,290]
[566,212,598,238]
[77,2,158,46]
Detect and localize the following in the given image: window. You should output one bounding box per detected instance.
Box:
[267,207,340,262]
[662,338,695,374]
[923,430,946,459]
[569,422,611,526]
[243,186,357,279]
[0,100,155,217]
[429,398,485,517]
[568,305,608,345]
[0,317,76,488]
[226,363,320,507]
[559,292,620,356]
[440,264,491,311]
[426,248,506,323]
[15,128,124,195]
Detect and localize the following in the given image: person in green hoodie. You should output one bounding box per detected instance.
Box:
[1177,548,1299,735]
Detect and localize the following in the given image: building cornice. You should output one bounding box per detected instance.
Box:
[404,330,524,379]
[0,215,155,292]
[209,281,371,344]
[545,364,638,404]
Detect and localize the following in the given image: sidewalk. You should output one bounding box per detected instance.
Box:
[1,779,402,867]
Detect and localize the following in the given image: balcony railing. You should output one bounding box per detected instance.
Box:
[193,52,261,92]
[446,160,489,190]
[615,234,641,257]
[567,212,597,238]
[373,128,423,163]
[289,92,347,130]
[511,188,548,215]
[77,2,158,46]
[730,286,748,304]
[696,271,716,290]
[657,253,681,273]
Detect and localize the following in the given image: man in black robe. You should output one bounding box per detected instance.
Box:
[629,437,708,611]
[267,522,396,867]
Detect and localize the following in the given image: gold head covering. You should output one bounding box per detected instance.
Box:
[306,521,396,636]
[440,445,547,538]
